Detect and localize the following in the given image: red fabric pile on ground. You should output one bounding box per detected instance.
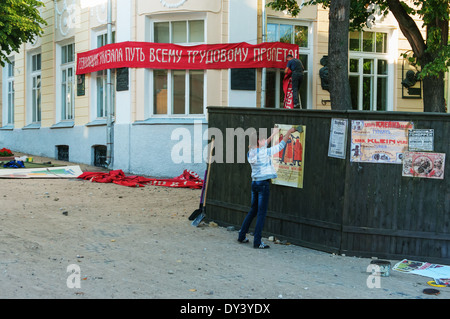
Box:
[77,169,203,189]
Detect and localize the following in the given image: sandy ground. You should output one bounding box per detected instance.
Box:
[0,154,448,301]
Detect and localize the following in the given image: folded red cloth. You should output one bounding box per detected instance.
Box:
[77,169,203,189]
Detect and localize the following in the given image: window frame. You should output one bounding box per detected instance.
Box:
[154,19,205,44]
[90,29,116,121]
[2,59,15,126]
[348,29,393,111]
[147,14,207,118]
[28,51,42,124]
[56,42,76,122]
[265,18,313,109]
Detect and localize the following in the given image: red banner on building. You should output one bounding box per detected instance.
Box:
[76,41,299,74]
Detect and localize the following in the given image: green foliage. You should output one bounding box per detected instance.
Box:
[269,0,390,30]
[267,0,450,79]
[0,0,47,66]
[267,0,302,16]
[417,0,450,78]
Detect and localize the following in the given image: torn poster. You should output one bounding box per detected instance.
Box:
[402,151,445,179]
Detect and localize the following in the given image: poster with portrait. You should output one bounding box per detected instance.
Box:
[350,120,414,164]
[272,124,306,188]
[402,151,445,179]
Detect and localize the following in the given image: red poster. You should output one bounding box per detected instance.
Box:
[76,41,299,74]
[283,69,294,109]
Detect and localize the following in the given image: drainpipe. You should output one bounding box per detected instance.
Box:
[106,0,114,168]
[261,0,267,108]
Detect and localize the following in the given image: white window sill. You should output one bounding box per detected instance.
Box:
[0,124,14,130]
[22,123,41,130]
[50,121,74,129]
[133,117,207,125]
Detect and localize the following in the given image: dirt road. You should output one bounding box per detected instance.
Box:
[0,154,448,300]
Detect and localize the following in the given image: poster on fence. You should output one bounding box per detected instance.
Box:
[408,129,434,152]
[350,120,414,164]
[272,124,306,188]
[328,118,348,159]
[402,151,445,179]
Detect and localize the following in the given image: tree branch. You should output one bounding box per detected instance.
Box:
[386,0,426,58]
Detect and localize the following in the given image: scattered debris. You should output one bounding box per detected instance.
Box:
[370,260,391,277]
[423,288,440,295]
[427,280,449,288]
[266,236,290,245]
[393,259,450,285]
[0,165,83,178]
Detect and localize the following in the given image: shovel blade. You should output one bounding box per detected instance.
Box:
[191,212,205,227]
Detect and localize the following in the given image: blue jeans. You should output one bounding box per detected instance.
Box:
[238,180,270,247]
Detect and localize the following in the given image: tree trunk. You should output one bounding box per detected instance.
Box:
[420,17,447,113]
[422,74,446,112]
[328,0,352,110]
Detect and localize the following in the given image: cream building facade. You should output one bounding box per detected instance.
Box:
[0,0,447,177]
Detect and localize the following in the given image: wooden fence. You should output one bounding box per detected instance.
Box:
[205,107,450,264]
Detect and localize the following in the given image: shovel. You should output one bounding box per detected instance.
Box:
[188,168,208,220]
[191,138,214,227]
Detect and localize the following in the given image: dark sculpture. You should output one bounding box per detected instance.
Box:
[402,70,418,88]
[319,56,329,91]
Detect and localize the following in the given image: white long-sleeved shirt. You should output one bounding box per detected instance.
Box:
[247,140,286,181]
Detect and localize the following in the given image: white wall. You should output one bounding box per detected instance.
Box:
[228,0,258,107]
[0,122,207,178]
[113,0,132,170]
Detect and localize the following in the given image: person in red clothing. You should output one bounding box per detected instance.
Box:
[275,133,284,162]
[284,137,293,165]
[293,136,303,166]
